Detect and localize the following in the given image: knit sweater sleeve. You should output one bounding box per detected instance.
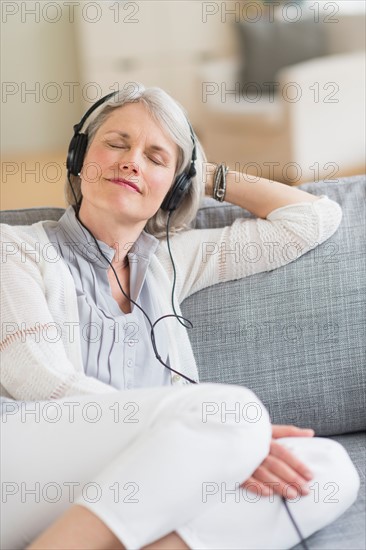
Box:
[158,195,342,303]
[0,224,117,401]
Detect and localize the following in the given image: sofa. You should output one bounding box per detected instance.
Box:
[1,174,365,549]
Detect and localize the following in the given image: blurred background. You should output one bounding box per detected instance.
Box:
[1,0,365,209]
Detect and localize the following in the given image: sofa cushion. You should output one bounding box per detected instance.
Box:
[235,16,328,95]
[181,175,366,436]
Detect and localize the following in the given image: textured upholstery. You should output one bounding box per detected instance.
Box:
[0,207,65,226]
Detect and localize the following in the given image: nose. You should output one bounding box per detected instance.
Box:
[119,160,139,176]
[116,147,141,177]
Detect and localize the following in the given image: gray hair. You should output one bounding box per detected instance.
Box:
[65,83,207,238]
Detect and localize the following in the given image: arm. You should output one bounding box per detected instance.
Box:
[159,168,342,303]
[205,163,322,218]
[0,226,117,401]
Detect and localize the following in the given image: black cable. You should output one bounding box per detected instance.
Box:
[165,209,191,329]
[68,174,197,384]
[282,496,310,550]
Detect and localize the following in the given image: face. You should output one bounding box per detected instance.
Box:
[79,102,179,225]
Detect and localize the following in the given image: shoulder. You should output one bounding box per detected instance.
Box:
[0,221,42,244]
[156,226,205,248]
[0,222,53,274]
[154,227,202,262]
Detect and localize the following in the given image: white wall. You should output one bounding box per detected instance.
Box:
[74,1,237,122]
[1,5,81,154]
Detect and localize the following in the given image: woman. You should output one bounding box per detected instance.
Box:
[0,85,360,550]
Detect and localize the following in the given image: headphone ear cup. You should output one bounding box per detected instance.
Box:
[161,173,192,212]
[67,133,88,176]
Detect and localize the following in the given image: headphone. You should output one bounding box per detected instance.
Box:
[67,91,197,213]
[66,92,309,550]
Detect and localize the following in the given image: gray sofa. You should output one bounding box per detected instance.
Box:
[1,175,365,549]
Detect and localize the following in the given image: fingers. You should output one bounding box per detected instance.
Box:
[241,475,274,497]
[241,474,307,499]
[272,424,315,439]
[241,440,314,500]
[270,440,314,481]
[243,463,309,499]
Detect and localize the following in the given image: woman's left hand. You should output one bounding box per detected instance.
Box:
[240,424,315,499]
[272,424,315,439]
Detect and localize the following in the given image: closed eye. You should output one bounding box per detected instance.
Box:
[149,157,163,165]
[108,143,165,165]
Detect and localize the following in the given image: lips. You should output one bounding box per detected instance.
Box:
[109,178,141,193]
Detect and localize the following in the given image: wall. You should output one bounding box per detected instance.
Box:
[1,5,81,154]
[1,2,83,209]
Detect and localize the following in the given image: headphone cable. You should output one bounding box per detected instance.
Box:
[69,174,197,385]
[282,496,310,550]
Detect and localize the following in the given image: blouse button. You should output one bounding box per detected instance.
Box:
[172,374,181,384]
[128,341,134,347]
[127,359,133,368]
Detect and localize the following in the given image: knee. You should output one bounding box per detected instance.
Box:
[199,382,270,432]
[280,437,360,514]
[160,382,272,465]
[323,439,360,508]
[171,382,270,429]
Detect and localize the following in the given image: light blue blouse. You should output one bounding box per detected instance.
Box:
[43,206,172,390]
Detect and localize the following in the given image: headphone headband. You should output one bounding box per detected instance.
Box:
[74,91,118,134]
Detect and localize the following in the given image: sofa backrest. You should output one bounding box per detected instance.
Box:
[0,207,65,226]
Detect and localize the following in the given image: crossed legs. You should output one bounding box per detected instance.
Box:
[1,383,359,550]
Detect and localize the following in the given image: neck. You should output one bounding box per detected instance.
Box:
[75,201,145,271]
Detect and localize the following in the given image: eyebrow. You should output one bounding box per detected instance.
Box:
[104,131,174,159]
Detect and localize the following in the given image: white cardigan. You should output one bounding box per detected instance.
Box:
[0,196,342,401]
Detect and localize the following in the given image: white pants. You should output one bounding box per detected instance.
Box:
[0,383,360,550]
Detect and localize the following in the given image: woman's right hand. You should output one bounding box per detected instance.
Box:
[240,425,315,499]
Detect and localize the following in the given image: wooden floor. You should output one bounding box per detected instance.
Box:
[1,151,68,210]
